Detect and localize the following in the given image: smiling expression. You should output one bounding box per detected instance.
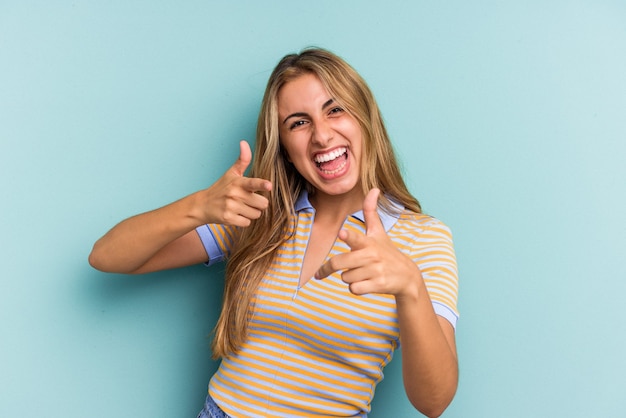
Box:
[278,73,364,204]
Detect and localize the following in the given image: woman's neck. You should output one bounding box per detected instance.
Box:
[309,188,365,222]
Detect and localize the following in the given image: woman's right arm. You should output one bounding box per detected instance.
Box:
[88,141,272,274]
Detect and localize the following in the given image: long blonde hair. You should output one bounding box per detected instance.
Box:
[211,48,421,359]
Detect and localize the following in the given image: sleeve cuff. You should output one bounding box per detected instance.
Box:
[195,225,225,266]
[432,301,459,330]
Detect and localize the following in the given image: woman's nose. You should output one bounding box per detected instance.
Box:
[312,119,333,146]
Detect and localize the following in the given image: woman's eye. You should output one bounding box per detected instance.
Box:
[329,107,344,115]
[289,120,306,130]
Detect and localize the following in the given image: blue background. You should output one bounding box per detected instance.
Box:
[1,1,625,417]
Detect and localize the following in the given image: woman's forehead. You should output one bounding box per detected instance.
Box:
[277,74,332,112]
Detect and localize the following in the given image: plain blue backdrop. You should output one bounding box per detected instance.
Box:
[1,1,625,417]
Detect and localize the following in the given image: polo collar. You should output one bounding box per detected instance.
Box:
[294,190,401,232]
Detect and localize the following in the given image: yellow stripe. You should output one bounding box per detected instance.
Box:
[307,281,397,313]
[213,367,362,416]
[251,306,390,349]
[246,321,389,371]
[226,351,370,401]
[294,293,398,333]
[239,344,371,390]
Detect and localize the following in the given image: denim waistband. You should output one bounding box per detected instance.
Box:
[197,394,230,418]
[197,394,368,418]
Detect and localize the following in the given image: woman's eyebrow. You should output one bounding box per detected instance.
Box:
[282,98,336,125]
[321,98,335,109]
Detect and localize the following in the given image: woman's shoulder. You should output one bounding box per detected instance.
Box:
[396,210,453,238]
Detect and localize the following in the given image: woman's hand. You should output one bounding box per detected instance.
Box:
[314,188,420,298]
[196,140,272,227]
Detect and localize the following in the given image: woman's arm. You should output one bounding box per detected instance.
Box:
[315,189,458,417]
[88,195,212,274]
[395,281,458,418]
[89,141,272,274]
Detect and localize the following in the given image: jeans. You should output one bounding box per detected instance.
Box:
[196,394,369,418]
[197,394,231,418]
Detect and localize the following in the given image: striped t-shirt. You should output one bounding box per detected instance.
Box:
[195,191,459,417]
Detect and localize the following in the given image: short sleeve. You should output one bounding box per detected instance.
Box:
[411,218,460,329]
[195,223,237,266]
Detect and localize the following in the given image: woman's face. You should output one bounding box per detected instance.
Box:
[277,73,364,203]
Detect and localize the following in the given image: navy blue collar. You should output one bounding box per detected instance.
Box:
[294,190,402,232]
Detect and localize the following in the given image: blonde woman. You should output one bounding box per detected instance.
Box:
[89,48,459,418]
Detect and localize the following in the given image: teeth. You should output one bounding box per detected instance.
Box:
[320,160,347,175]
[314,147,347,163]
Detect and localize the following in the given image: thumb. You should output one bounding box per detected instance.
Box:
[231,140,252,176]
[363,188,384,235]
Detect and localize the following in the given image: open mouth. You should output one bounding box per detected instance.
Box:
[314,147,348,175]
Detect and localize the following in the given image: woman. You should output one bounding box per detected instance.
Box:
[89,48,459,418]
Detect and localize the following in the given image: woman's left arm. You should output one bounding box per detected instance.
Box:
[395,277,458,418]
[315,188,458,417]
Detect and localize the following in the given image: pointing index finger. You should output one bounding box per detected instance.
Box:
[242,177,272,193]
[314,260,333,280]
